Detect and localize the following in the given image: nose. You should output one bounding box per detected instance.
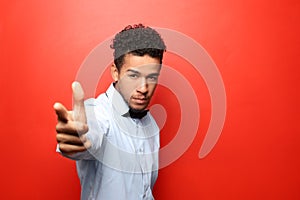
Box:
[136,78,148,94]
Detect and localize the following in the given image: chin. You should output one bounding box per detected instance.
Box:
[130,105,148,111]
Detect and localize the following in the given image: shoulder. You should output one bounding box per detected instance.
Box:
[84,93,108,106]
[83,93,110,111]
[84,93,111,121]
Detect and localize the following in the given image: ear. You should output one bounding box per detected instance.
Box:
[111,64,119,82]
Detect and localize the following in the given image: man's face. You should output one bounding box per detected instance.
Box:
[112,54,161,111]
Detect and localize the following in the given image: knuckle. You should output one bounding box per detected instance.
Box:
[55,123,61,132]
[79,135,86,142]
[59,143,75,154]
[82,124,89,133]
[84,140,92,149]
[58,143,66,152]
[76,123,89,134]
[56,133,62,142]
[56,121,67,132]
[56,133,67,143]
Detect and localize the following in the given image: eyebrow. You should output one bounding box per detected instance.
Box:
[147,73,160,77]
[127,69,140,74]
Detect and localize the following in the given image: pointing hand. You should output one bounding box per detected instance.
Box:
[54,82,91,154]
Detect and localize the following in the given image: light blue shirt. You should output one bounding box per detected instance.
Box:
[59,83,160,200]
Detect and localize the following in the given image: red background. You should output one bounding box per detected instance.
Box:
[1,0,299,199]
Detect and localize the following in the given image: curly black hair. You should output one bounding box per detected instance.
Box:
[110,24,166,70]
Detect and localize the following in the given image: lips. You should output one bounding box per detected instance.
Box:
[132,97,148,104]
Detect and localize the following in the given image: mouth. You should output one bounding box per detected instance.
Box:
[132,97,148,105]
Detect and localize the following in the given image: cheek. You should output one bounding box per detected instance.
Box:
[148,84,157,96]
[119,80,138,98]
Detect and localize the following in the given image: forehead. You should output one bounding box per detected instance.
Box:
[120,54,161,73]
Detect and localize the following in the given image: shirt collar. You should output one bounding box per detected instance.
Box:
[105,83,130,117]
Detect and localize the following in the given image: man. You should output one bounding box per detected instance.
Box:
[54,24,166,199]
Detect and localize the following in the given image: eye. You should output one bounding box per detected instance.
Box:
[128,73,139,79]
[147,76,158,82]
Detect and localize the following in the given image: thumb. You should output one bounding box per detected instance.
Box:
[72,81,87,124]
